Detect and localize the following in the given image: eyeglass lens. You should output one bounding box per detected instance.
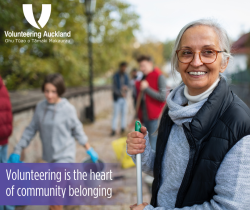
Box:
[177,49,217,63]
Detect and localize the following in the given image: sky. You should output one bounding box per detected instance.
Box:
[126,0,250,43]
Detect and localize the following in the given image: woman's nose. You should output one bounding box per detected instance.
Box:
[190,52,203,67]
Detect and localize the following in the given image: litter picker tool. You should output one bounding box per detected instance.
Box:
[135,120,143,205]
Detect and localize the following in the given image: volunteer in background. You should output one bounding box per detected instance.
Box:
[135,55,166,151]
[0,76,14,210]
[8,73,99,210]
[111,61,130,136]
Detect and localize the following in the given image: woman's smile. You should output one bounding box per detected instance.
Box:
[187,70,207,78]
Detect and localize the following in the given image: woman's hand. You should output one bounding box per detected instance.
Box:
[130,202,148,210]
[126,126,147,155]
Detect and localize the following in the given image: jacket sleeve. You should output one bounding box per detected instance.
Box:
[125,74,130,87]
[113,74,122,98]
[144,75,166,102]
[13,106,39,155]
[0,83,13,142]
[126,132,155,177]
[143,135,250,210]
[70,107,88,146]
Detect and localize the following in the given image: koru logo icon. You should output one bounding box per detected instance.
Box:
[23,4,51,29]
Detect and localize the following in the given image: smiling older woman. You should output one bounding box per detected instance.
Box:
[126,19,250,210]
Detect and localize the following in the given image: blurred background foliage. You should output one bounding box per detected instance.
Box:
[247,33,250,69]
[132,41,165,68]
[1,1,250,91]
[163,39,175,62]
[0,0,140,90]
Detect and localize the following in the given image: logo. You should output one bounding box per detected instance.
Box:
[23,4,51,29]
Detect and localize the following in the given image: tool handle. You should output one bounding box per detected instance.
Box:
[135,120,142,132]
[135,121,143,205]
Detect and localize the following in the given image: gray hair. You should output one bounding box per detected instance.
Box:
[171,19,232,77]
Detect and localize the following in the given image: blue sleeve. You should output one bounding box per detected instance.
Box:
[125,74,130,86]
[113,73,122,97]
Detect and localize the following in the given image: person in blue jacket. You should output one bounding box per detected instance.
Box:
[8,73,98,164]
[111,61,130,136]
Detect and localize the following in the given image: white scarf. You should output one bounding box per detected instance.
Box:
[184,77,220,105]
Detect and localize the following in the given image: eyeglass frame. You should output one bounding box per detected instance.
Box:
[175,49,226,64]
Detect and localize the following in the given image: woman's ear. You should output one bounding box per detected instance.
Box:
[220,57,229,73]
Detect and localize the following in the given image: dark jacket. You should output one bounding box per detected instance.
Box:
[112,71,129,101]
[151,77,250,208]
[0,77,13,146]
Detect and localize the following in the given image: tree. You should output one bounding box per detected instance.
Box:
[132,41,165,68]
[0,0,139,90]
[163,39,175,61]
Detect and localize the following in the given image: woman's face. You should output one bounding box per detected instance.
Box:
[178,25,229,95]
[44,83,60,104]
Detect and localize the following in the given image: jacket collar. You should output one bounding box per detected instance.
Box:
[185,76,233,141]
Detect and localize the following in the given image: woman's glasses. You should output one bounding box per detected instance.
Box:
[176,49,225,64]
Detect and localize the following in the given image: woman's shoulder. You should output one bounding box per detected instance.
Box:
[224,93,250,122]
[231,93,250,115]
[59,98,76,113]
[220,93,250,137]
[36,99,47,109]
